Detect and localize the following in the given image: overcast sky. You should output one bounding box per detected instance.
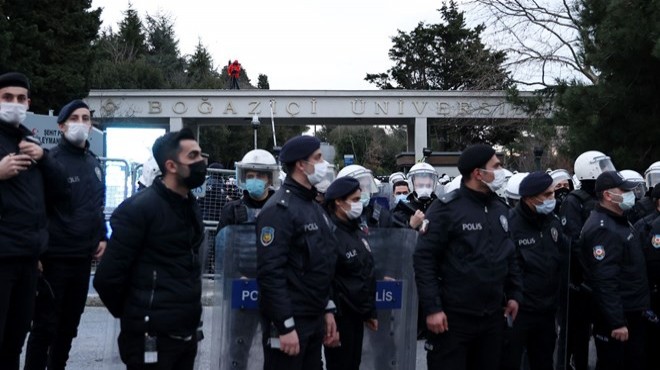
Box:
[91,0,456,90]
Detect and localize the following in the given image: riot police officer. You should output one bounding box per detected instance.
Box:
[392,162,438,230]
[337,164,398,229]
[322,177,378,370]
[580,171,650,370]
[256,136,338,370]
[549,169,576,214]
[414,144,523,370]
[216,149,280,370]
[561,150,616,370]
[620,169,652,224]
[500,172,568,370]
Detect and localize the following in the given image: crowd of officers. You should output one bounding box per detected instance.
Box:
[2,70,660,370]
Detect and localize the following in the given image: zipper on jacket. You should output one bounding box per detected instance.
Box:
[148,270,157,310]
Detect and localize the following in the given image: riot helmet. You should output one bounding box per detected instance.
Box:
[337,164,378,194]
[645,161,660,190]
[574,151,616,180]
[138,156,161,188]
[235,149,281,196]
[504,172,529,207]
[619,169,647,200]
[408,162,438,199]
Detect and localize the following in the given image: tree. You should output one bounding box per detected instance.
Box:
[116,4,148,61]
[471,0,598,88]
[553,0,660,171]
[145,12,187,88]
[366,1,520,153]
[0,0,102,113]
[186,41,223,89]
[258,74,270,89]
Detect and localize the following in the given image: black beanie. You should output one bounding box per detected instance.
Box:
[0,72,30,90]
[457,144,496,176]
[519,171,553,197]
[279,136,321,164]
[325,177,361,202]
[57,99,89,123]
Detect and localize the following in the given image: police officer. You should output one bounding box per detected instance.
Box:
[620,169,652,224]
[549,169,575,214]
[500,172,568,370]
[256,136,338,370]
[581,171,650,370]
[24,100,107,370]
[634,185,660,369]
[0,72,68,369]
[337,164,398,229]
[414,144,523,370]
[392,162,437,231]
[322,177,378,370]
[216,149,279,370]
[560,150,616,370]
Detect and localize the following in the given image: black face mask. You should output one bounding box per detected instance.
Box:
[555,188,570,206]
[178,159,207,189]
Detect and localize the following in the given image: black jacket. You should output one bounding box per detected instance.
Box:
[256,177,337,334]
[330,213,376,320]
[634,210,660,294]
[0,122,67,258]
[414,184,523,318]
[93,178,204,337]
[391,192,437,228]
[580,205,650,330]
[510,202,568,313]
[46,138,105,258]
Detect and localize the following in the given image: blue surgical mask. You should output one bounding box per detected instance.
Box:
[616,191,636,211]
[534,199,556,215]
[245,178,267,199]
[360,193,371,207]
[395,194,409,204]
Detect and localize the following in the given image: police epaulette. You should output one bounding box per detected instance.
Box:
[275,189,292,208]
[439,189,459,204]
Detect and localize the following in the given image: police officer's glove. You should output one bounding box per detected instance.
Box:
[642,310,660,327]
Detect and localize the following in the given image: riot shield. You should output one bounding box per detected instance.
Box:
[361,227,419,370]
[210,224,263,370]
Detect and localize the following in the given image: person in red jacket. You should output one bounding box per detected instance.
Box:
[228,60,241,89]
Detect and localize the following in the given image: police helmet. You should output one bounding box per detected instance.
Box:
[337,164,378,194]
[549,169,575,191]
[138,156,161,187]
[444,175,462,193]
[574,151,616,180]
[504,172,529,201]
[408,163,438,194]
[644,161,660,189]
[620,169,647,199]
[235,149,281,190]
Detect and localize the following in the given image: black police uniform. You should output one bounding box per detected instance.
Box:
[634,210,660,369]
[627,195,656,224]
[0,122,67,369]
[24,138,106,370]
[559,187,597,370]
[391,192,437,228]
[581,204,650,370]
[324,213,376,370]
[256,177,337,370]
[501,202,568,370]
[217,189,273,370]
[94,178,204,369]
[413,184,523,370]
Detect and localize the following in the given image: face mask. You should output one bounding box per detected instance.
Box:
[179,160,207,189]
[360,192,371,207]
[305,160,329,186]
[64,123,89,146]
[395,194,409,204]
[315,179,331,193]
[554,188,570,205]
[416,187,433,199]
[534,199,556,215]
[344,201,363,220]
[610,191,636,211]
[245,178,267,199]
[0,102,27,125]
[481,168,507,192]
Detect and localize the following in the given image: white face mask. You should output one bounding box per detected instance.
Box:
[0,102,27,125]
[305,160,329,186]
[344,201,363,220]
[481,168,507,192]
[64,123,89,146]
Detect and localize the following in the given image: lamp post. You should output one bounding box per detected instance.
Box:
[251,114,260,149]
[533,146,544,171]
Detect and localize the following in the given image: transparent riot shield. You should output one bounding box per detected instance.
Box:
[361,227,419,370]
[210,224,263,370]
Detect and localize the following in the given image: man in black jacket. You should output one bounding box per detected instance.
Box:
[24,100,106,369]
[413,144,522,370]
[0,72,67,369]
[94,129,206,370]
[500,172,568,370]
[256,135,337,370]
[581,171,650,370]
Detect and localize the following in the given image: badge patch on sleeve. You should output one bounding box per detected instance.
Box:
[652,234,660,249]
[551,227,559,243]
[260,227,275,247]
[593,245,605,261]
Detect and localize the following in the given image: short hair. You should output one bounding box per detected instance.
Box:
[392,180,409,192]
[152,128,196,173]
